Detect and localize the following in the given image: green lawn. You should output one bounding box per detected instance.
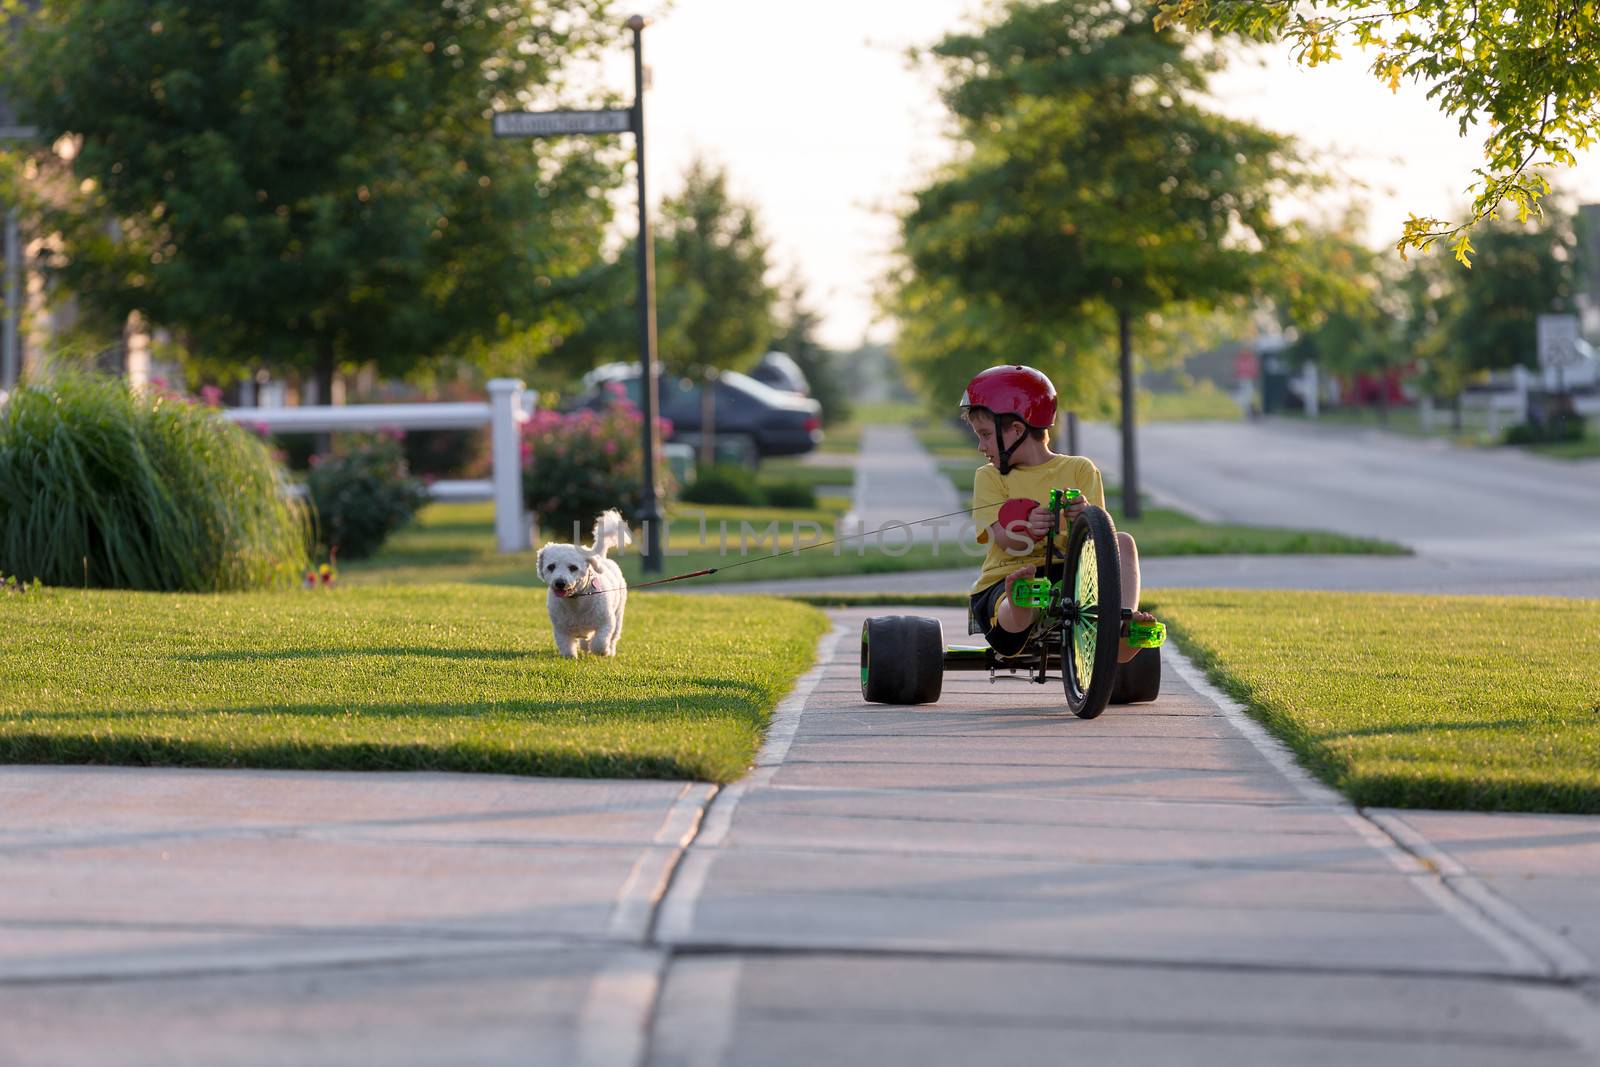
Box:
[936,464,1405,557]
[1156,589,1600,812]
[347,495,1407,592]
[346,501,984,588]
[0,585,828,782]
[1523,434,1600,459]
[754,459,855,490]
[1140,382,1243,422]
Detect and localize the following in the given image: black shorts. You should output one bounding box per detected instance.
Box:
[968,562,1066,658]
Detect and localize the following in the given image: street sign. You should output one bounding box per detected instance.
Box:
[1537,313,1581,370]
[492,108,632,138]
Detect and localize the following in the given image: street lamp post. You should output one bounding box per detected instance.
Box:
[627,14,664,574]
[490,19,665,572]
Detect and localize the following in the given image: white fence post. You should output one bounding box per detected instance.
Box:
[1302,361,1319,418]
[488,378,529,554]
[1420,396,1435,433]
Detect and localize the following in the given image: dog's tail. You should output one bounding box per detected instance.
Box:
[589,509,633,560]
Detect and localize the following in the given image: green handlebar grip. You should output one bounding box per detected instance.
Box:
[1009,577,1054,609]
[1127,620,1166,649]
[1047,487,1083,511]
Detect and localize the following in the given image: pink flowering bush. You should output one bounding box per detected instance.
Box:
[520,399,674,541]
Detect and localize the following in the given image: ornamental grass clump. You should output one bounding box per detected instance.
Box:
[0,374,309,591]
[521,398,674,542]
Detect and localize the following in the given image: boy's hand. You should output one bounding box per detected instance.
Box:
[1062,493,1087,526]
[1025,505,1056,539]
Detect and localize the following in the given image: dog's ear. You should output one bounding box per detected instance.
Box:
[535,545,548,574]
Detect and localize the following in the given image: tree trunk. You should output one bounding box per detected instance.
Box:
[313,346,336,456]
[1118,308,1141,520]
[700,368,718,468]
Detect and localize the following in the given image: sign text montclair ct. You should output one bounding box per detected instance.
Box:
[492,108,634,138]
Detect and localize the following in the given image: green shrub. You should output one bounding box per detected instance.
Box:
[682,465,767,507]
[306,433,430,560]
[0,374,309,591]
[761,480,818,509]
[1503,416,1585,445]
[521,401,674,541]
[679,466,819,509]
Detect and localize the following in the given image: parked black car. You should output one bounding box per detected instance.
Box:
[749,351,811,396]
[570,364,823,461]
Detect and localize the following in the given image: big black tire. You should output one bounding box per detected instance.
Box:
[1110,646,1162,705]
[1059,506,1122,719]
[861,615,944,705]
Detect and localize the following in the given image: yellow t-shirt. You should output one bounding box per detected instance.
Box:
[969,453,1106,593]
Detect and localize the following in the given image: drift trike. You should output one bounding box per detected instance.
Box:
[860,489,1165,719]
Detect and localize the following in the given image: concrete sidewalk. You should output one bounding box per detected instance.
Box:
[4,609,1598,1064]
[839,426,965,547]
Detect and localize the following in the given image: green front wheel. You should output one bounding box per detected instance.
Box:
[1059,505,1122,719]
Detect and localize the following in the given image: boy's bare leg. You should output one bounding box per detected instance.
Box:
[996,564,1040,633]
[1117,532,1156,664]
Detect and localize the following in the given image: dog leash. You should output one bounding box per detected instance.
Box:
[576,501,1016,596]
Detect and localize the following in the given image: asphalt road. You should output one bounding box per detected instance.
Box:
[697,419,1600,599]
[1081,418,1600,597]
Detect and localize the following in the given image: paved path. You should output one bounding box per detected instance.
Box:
[840,426,964,546]
[5,613,1598,1064]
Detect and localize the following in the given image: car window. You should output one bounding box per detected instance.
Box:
[719,370,795,406]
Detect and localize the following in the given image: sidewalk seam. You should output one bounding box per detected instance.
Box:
[1167,644,1594,985]
[1365,809,1595,982]
[625,621,846,1067]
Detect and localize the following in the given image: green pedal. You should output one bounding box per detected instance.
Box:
[1009,577,1054,609]
[1128,620,1166,648]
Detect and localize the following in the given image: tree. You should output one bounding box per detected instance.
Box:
[900,0,1310,517]
[1431,202,1577,375]
[770,271,851,426]
[1156,0,1600,259]
[653,158,777,377]
[1274,224,1409,419]
[1,0,623,399]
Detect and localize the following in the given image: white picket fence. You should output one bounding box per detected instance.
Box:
[223,378,531,553]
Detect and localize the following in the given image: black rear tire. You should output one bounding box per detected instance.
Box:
[1110,646,1162,705]
[1060,506,1122,719]
[861,615,944,705]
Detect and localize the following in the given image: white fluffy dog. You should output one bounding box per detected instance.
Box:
[537,509,631,658]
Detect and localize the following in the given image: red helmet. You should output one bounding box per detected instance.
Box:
[958,365,1057,429]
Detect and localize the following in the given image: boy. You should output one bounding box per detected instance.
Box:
[960,364,1156,662]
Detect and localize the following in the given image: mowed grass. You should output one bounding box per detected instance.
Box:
[352,490,1406,592]
[1523,434,1600,460]
[1155,589,1600,812]
[0,585,828,782]
[1140,382,1243,422]
[936,464,1404,557]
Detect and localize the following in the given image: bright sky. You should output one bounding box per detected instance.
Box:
[602,1,1600,349]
